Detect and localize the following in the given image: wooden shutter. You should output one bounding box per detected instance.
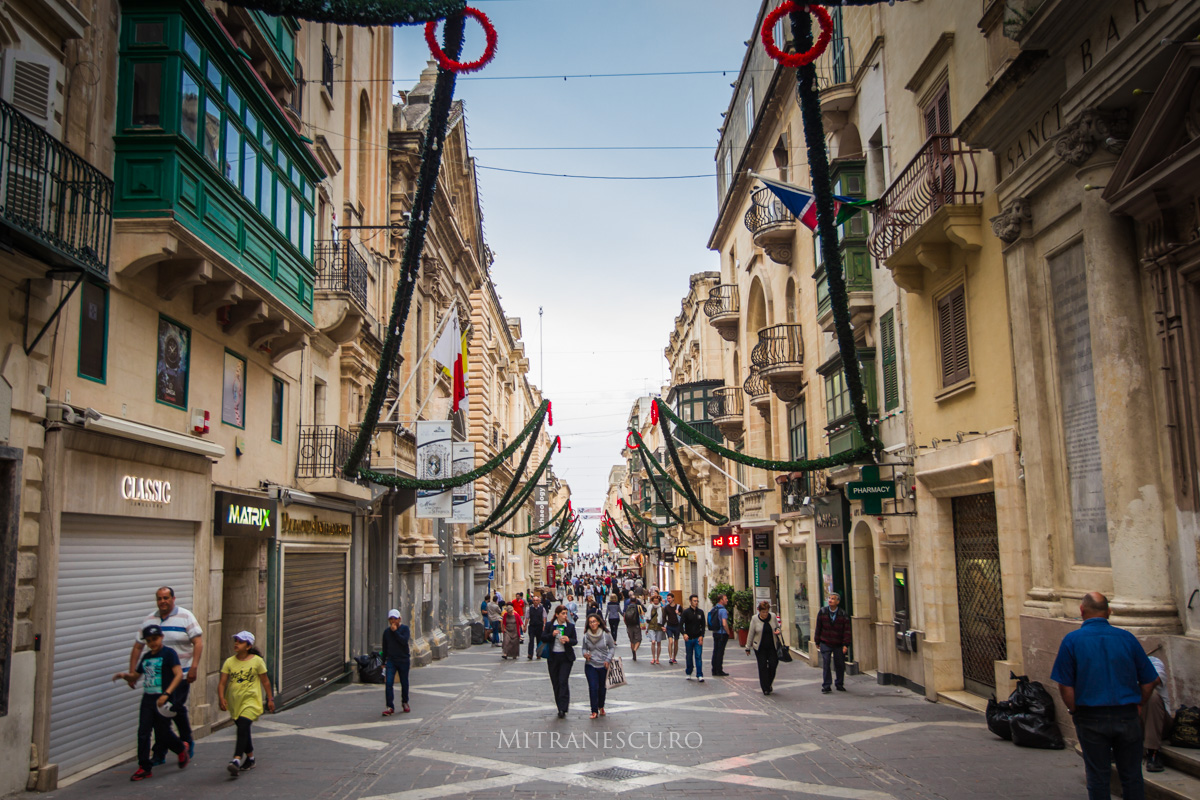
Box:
[881,309,899,410]
[2,51,57,128]
[937,285,969,386]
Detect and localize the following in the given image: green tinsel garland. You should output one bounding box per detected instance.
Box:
[622,501,677,530]
[342,15,464,479]
[606,511,653,553]
[489,501,568,538]
[619,505,659,550]
[631,431,726,525]
[359,401,548,490]
[656,400,874,472]
[467,439,557,535]
[530,517,580,556]
[226,0,463,24]
[658,416,730,526]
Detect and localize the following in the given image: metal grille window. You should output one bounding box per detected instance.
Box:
[321,42,334,97]
[937,285,970,387]
[952,492,1007,695]
[880,309,899,410]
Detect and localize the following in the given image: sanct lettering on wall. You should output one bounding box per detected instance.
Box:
[121,475,172,505]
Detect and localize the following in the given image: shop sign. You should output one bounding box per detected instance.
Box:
[661,548,676,563]
[814,494,844,544]
[675,546,690,560]
[280,512,351,536]
[121,475,172,505]
[846,466,895,515]
[753,531,770,550]
[711,532,741,548]
[214,491,277,538]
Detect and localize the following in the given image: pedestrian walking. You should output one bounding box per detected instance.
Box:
[624,594,644,661]
[527,592,546,660]
[218,631,275,777]
[381,609,410,715]
[501,603,521,659]
[512,592,526,641]
[566,594,579,624]
[130,586,202,762]
[709,594,732,676]
[112,624,190,781]
[745,601,782,695]
[581,614,616,719]
[1143,651,1171,773]
[487,595,502,646]
[663,596,682,665]
[1051,592,1159,800]
[681,595,706,682]
[645,594,664,665]
[605,594,622,647]
[814,592,851,693]
[542,606,577,718]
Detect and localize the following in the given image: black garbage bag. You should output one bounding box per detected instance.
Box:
[987,696,1013,741]
[1008,672,1056,720]
[354,652,385,684]
[470,620,488,645]
[1010,712,1066,749]
[1171,705,1200,748]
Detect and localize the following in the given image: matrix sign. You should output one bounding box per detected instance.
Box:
[711,533,741,548]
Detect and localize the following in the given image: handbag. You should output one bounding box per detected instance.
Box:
[605,657,627,689]
[776,640,793,663]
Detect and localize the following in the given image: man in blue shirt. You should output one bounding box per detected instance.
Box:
[1051,592,1159,800]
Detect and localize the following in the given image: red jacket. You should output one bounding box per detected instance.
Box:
[814,606,852,647]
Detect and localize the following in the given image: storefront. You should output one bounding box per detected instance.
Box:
[214,490,277,667]
[41,425,217,782]
[270,498,353,706]
[814,492,850,614]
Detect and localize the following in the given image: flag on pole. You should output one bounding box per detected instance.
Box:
[752,173,872,231]
[433,312,468,414]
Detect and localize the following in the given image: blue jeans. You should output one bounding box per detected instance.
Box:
[820,643,846,689]
[684,638,704,678]
[385,659,410,709]
[491,620,501,644]
[584,663,607,713]
[137,693,183,769]
[1074,706,1144,800]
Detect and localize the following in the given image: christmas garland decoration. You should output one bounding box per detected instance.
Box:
[656,399,873,472]
[619,498,676,530]
[224,0,464,25]
[467,435,560,535]
[619,503,666,549]
[604,510,653,554]
[360,400,548,490]
[530,515,581,556]
[657,410,730,526]
[489,501,568,538]
[343,14,465,479]
[629,429,727,526]
[424,7,497,73]
[762,3,832,68]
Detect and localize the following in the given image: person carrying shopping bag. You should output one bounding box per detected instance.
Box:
[542,605,577,718]
[745,601,783,695]
[581,614,616,719]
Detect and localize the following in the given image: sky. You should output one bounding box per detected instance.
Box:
[393,1,757,551]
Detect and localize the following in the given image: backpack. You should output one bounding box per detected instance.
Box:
[624,602,641,624]
[707,607,721,632]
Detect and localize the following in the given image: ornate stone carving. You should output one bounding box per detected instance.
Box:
[1053,108,1130,167]
[763,244,792,265]
[989,197,1031,244]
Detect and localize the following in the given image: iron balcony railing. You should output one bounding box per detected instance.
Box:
[780,474,813,515]
[751,323,804,371]
[702,283,739,319]
[868,135,983,262]
[743,186,795,238]
[298,425,368,478]
[707,386,744,420]
[743,365,769,399]
[314,239,368,310]
[0,99,112,278]
[321,43,335,96]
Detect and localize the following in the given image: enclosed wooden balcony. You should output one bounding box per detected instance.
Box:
[743,187,796,265]
[707,387,744,442]
[702,283,740,343]
[751,323,804,402]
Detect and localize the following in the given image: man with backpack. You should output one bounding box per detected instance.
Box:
[681,595,706,682]
[623,594,645,661]
[814,592,852,693]
[709,594,732,677]
[663,596,682,665]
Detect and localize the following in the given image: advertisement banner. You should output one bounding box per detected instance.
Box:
[416,421,452,518]
[450,442,475,524]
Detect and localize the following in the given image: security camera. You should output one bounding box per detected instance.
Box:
[83,407,102,421]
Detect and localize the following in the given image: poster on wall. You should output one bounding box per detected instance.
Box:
[416,421,452,518]
[450,443,475,525]
[222,351,246,427]
[156,317,190,408]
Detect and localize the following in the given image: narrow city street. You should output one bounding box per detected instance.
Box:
[45,639,1084,800]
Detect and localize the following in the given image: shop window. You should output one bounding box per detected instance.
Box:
[131,63,163,127]
[880,309,899,410]
[78,281,108,382]
[271,378,284,443]
[936,284,970,387]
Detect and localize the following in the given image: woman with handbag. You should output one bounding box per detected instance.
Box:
[542,605,577,718]
[581,614,615,719]
[745,601,783,695]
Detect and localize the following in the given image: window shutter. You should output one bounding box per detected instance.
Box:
[2,51,57,129]
[881,310,899,411]
[937,286,969,386]
[951,286,969,383]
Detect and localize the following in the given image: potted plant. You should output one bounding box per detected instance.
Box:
[732,589,755,646]
[708,582,735,608]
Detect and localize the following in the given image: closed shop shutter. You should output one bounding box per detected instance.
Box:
[50,515,195,778]
[280,550,347,703]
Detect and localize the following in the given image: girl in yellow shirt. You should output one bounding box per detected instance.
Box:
[218,631,275,777]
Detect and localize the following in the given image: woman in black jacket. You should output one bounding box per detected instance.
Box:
[542,605,577,718]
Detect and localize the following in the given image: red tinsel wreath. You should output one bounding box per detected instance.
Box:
[424,7,498,74]
[625,432,640,450]
[761,3,833,68]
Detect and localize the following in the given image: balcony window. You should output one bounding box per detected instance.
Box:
[825,369,851,426]
[78,281,108,383]
[131,63,163,127]
[180,73,199,142]
[788,398,806,461]
[271,378,284,443]
[202,98,220,165]
[880,309,899,411]
[135,22,165,43]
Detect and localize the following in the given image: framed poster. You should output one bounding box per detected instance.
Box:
[450,442,475,524]
[155,316,190,409]
[222,350,246,427]
[416,420,452,518]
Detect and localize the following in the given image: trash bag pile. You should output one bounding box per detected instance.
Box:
[1172,705,1200,748]
[354,652,386,684]
[470,620,488,645]
[987,672,1065,750]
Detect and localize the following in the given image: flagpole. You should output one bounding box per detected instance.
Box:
[382,300,456,423]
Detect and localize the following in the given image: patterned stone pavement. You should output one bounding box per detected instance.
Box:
[40,635,1087,800]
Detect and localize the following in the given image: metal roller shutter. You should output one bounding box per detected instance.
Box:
[280,550,347,703]
[50,515,195,778]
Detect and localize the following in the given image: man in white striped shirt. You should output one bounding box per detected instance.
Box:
[129,587,203,761]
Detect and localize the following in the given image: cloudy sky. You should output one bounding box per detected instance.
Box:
[394,1,756,550]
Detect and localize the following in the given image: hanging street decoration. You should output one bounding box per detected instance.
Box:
[223,0,465,25]
[761,2,832,68]
[425,7,498,73]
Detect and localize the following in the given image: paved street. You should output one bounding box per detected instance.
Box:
[43,634,1087,800]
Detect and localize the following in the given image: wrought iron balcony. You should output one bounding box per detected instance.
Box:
[868,135,983,263]
[702,284,740,343]
[0,99,113,279]
[314,239,368,310]
[743,365,771,416]
[298,425,368,478]
[744,187,796,264]
[751,324,804,402]
[321,42,335,96]
[707,387,744,442]
[780,474,813,515]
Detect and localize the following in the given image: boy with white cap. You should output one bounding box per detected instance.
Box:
[382,609,411,715]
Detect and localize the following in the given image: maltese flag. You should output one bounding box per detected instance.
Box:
[433,313,468,415]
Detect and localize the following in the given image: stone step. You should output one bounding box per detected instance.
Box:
[1141,766,1200,800]
[1161,745,1200,781]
